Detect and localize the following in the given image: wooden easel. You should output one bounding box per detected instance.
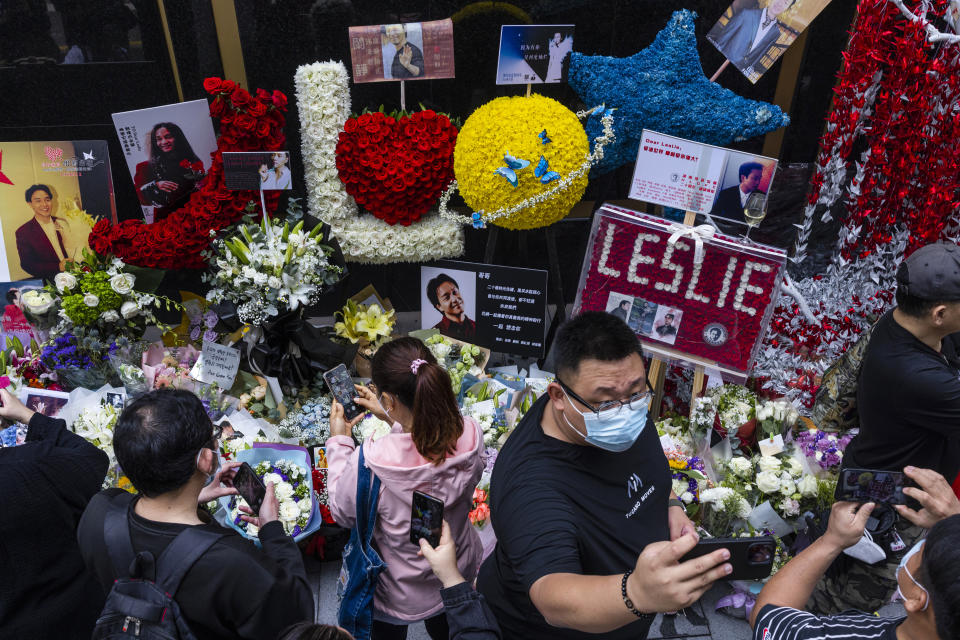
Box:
[646,210,712,419]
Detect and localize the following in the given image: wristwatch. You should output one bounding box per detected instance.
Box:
[621,569,656,620]
[668,498,684,510]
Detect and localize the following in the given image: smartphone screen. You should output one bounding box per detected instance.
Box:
[233,462,266,514]
[679,537,776,581]
[323,364,364,421]
[410,490,444,547]
[835,468,906,504]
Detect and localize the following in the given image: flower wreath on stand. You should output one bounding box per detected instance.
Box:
[89,78,288,269]
[294,61,465,264]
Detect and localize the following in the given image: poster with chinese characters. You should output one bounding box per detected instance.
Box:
[496,25,575,84]
[573,204,786,380]
[421,260,548,357]
[0,140,116,282]
[707,0,834,83]
[349,19,455,83]
[111,99,218,223]
[629,130,778,231]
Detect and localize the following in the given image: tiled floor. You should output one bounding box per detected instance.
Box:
[307,556,907,639]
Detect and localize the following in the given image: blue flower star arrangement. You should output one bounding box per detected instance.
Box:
[568,9,790,175]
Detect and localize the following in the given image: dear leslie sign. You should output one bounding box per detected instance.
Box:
[576,206,786,375]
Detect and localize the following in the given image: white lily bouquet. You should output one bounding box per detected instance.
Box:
[204,211,343,325]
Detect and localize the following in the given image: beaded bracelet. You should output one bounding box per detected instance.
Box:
[621,569,655,620]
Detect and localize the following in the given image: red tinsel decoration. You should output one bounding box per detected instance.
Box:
[88,78,287,269]
[806,0,960,260]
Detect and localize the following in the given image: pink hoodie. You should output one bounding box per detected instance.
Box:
[327,417,484,622]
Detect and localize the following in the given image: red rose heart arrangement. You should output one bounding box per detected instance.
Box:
[89,78,287,269]
[335,110,457,226]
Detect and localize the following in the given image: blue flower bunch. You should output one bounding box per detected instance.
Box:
[40,333,104,370]
[277,395,332,446]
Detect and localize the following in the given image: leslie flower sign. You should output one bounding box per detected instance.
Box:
[573,204,785,378]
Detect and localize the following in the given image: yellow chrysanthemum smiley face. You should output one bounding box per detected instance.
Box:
[454,94,589,230]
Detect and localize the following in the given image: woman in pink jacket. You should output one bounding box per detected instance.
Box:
[327,337,484,640]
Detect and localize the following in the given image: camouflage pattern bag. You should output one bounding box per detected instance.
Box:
[810,323,877,433]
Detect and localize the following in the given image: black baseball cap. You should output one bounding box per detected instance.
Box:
[896,242,960,301]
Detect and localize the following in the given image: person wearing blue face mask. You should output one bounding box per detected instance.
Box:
[77,389,314,640]
[751,497,960,640]
[477,312,732,639]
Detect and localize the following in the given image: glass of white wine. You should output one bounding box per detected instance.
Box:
[743,191,767,240]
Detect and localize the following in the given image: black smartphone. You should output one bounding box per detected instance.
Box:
[679,536,777,581]
[323,364,364,421]
[233,461,267,514]
[834,468,906,505]
[410,490,444,547]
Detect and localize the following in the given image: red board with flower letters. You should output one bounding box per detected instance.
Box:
[573,204,786,379]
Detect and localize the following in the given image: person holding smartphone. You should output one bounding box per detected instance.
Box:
[813,242,960,614]
[476,312,731,640]
[327,337,485,640]
[0,387,109,639]
[76,389,314,640]
[751,499,960,640]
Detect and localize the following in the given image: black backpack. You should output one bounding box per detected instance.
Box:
[93,494,225,639]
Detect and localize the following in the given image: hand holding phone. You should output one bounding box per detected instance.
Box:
[410,490,444,547]
[233,462,267,514]
[323,364,364,421]
[679,536,776,581]
[835,468,906,505]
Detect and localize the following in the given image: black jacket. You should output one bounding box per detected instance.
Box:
[78,490,314,639]
[442,582,501,640]
[0,412,109,640]
[15,217,68,281]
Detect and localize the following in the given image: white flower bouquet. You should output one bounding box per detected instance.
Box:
[204,210,342,325]
[219,445,321,542]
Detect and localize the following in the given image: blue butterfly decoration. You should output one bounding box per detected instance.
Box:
[493,152,530,188]
[471,212,485,229]
[534,155,560,184]
[591,104,616,119]
[538,129,551,145]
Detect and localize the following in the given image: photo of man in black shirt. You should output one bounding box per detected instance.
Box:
[477,312,731,639]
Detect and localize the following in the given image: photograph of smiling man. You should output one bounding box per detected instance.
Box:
[423,270,477,341]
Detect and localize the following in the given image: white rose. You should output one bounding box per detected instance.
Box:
[779,474,796,497]
[267,276,282,289]
[756,470,782,494]
[785,457,804,478]
[100,310,120,322]
[110,273,135,295]
[757,456,782,473]
[121,301,139,319]
[274,482,294,500]
[83,293,99,307]
[680,491,694,504]
[798,475,819,498]
[263,472,283,487]
[246,524,259,536]
[279,501,300,523]
[672,479,688,498]
[54,272,77,293]
[735,497,753,518]
[299,497,312,513]
[728,457,754,479]
[22,290,54,313]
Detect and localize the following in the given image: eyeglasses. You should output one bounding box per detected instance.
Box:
[206,424,223,450]
[557,378,653,420]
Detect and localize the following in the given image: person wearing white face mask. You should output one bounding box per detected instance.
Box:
[751,486,960,640]
[476,312,732,639]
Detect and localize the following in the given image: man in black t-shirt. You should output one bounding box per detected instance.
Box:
[77,390,314,640]
[477,312,732,639]
[812,243,960,614]
[845,242,960,483]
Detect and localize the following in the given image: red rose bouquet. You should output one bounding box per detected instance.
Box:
[335,109,457,226]
[89,78,288,269]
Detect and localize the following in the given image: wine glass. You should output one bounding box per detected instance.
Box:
[743,191,767,240]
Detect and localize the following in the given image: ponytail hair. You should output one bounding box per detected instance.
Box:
[370,337,463,464]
